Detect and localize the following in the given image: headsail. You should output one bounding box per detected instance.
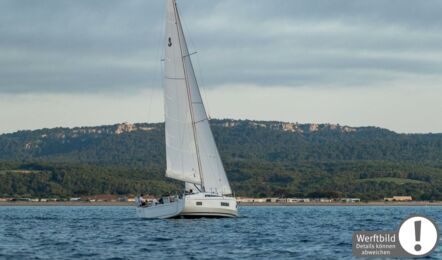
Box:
[163,0,232,194]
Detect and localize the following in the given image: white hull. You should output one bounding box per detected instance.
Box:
[136,198,184,219]
[179,192,238,218]
[136,193,238,219]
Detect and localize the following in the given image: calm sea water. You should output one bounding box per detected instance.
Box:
[0,206,441,259]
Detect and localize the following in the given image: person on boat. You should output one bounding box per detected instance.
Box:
[138,194,146,207]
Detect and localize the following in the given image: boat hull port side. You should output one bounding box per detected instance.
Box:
[179,192,238,218]
[136,196,184,219]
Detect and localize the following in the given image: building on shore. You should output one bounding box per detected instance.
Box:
[286,198,311,203]
[236,197,267,203]
[15,198,31,202]
[80,195,119,202]
[237,197,313,203]
[275,198,310,203]
[384,196,413,202]
[340,198,361,203]
[117,197,128,202]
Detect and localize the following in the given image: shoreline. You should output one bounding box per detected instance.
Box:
[238,201,442,206]
[1,201,442,207]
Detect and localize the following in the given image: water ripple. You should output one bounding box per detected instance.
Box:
[0,206,441,259]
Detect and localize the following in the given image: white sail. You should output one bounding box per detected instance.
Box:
[164,0,201,184]
[164,0,232,194]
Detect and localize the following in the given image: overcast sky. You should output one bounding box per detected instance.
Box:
[1,0,442,134]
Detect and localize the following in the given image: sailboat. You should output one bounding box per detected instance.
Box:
[136,0,238,219]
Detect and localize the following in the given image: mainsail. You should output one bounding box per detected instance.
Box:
[163,0,232,195]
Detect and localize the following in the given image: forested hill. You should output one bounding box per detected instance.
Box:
[1,119,442,200]
[1,119,442,163]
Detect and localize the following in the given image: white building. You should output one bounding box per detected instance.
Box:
[340,198,361,203]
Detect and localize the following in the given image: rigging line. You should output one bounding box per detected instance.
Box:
[179,15,213,120]
[183,51,198,58]
[165,77,186,80]
[174,0,204,187]
[159,3,167,126]
[148,0,166,126]
[194,119,208,124]
[193,184,202,192]
[160,51,196,61]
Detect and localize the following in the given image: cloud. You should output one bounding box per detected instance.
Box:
[1,0,442,93]
[1,1,441,133]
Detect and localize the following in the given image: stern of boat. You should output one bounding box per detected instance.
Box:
[136,196,185,219]
[179,192,238,218]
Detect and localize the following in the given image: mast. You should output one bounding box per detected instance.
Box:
[172,0,205,191]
